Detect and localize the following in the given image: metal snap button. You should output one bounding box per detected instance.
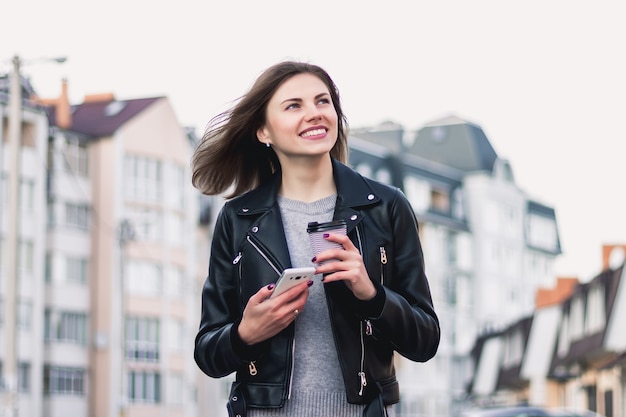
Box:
[252,226,259,233]
[350,215,357,221]
[367,194,375,200]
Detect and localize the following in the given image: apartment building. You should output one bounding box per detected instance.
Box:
[0,72,49,417]
[348,116,561,417]
[1,72,204,417]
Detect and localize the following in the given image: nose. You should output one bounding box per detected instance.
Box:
[305,103,322,121]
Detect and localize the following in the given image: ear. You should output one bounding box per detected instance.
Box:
[256,125,270,144]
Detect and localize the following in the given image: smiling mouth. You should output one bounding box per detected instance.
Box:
[300,128,327,138]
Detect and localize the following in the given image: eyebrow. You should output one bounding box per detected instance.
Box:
[280,92,330,105]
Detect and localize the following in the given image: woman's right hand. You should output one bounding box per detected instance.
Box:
[237,280,312,345]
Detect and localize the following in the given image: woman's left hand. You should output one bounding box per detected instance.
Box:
[313,233,377,301]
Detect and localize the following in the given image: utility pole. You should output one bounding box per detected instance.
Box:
[3,54,23,417]
[2,54,66,417]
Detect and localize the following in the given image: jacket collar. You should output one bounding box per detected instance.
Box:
[232,159,381,216]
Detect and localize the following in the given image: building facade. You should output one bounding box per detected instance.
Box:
[1,72,50,417]
[348,116,562,417]
[1,74,204,417]
[467,246,626,417]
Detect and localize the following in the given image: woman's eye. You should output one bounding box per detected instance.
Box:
[285,103,300,110]
[318,98,330,105]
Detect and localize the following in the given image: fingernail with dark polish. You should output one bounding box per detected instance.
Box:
[307,280,314,287]
[267,283,275,290]
[311,256,317,263]
[323,233,330,238]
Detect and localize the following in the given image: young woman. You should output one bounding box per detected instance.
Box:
[192,61,440,417]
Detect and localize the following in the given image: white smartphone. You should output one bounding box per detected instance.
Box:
[269,267,316,298]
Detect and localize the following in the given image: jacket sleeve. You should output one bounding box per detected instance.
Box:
[194,207,268,378]
[361,188,440,362]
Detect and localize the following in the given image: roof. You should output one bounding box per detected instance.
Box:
[47,96,162,137]
[550,264,624,375]
[409,115,499,172]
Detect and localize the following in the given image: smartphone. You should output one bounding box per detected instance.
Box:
[269,267,316,298]
[307,220,347,265]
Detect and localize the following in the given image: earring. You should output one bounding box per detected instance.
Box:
[266,143,270,148]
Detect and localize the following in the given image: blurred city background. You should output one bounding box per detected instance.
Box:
[1,1,624,417]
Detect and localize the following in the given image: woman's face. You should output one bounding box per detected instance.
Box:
[257,73,338,162]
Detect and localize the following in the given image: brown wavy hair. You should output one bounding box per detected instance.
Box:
[191,61,349,198]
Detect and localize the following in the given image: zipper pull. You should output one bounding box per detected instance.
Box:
[365,319,373,336]
[249,361,258,376]
[232,252,243,265]
[379,247,388,264]
[358,371,367,396]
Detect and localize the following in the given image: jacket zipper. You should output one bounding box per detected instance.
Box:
[379,246,387,284]
[357,242,386,396]
[359,320,368,396]
[353,225,373,397]
[245,235,281,276]
[249,361,258,375]
[235,236,295,387]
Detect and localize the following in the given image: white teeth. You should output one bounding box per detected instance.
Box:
[301,128,326,138]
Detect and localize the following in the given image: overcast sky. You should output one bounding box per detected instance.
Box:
[3,0,625,282]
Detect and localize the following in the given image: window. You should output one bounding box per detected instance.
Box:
[166,319,185,352]
[128,370,161,403]
[126,316,159,362]
[104,101,127,116]
[18,362,30,393]
[430,188,449,214]
[165,266,184,298]
[128,209,162,242]
[403,176,430,214]
[45,310,87,344]
[126,261,162,296]
[527,213,558,252]
[66,256,88,284]
[557,315,570,356]
[65,203,90,229]
[43,366,85,395]
[166,373,183,405]
[47,202,56,227]
[585,286,605,334]
[20,179,35,212]
[503,330,523,366]
[0,362,31,392]
[166,213,185,247]
[167,164,186,209]
[19,240,34,274]
[125,155,162,203]
[570,296,585,340]
[17,300,32,330]
[45,255,88,284]
[375,169,391,184]
[45,253,52,283]
[62,139,88,176]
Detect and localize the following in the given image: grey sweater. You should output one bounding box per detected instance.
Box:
[249,194,367,416]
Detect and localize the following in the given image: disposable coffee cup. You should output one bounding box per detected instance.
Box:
[307,220,347,265]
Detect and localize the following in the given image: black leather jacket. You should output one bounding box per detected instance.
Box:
[194,159,440,414]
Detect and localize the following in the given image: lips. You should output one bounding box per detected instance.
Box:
[300,128,327,138]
